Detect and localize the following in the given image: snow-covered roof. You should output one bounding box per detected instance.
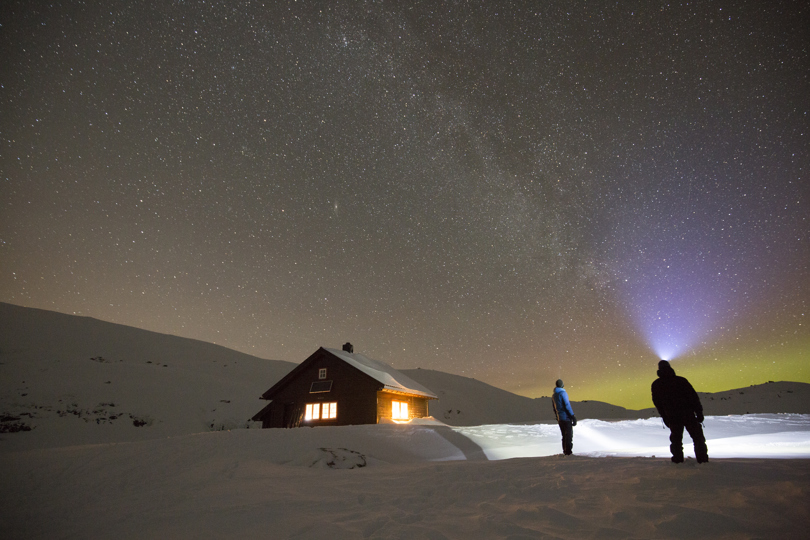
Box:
[324,347,438,399]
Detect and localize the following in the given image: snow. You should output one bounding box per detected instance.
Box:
[2,303,810,538]
[454,415,810,460]
[325,347,438,398]
[2,418,810,539]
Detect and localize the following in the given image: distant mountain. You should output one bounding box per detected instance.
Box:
[401,369,810,424]
[401,368,649,425]
[674,382,809,416]
[1,302,808,452]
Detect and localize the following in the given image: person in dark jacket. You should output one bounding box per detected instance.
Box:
[651,360,709,463]
[552,379,577,455]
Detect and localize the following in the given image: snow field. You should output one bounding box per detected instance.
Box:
[2,416,810,539]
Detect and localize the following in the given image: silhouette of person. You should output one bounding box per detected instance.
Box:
[552,379,577,455]
[651,360,709,463]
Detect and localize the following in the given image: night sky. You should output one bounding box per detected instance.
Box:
[2,1,807,409]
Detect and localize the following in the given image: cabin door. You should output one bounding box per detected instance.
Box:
[283,403,302,428]
[282,403,294,427]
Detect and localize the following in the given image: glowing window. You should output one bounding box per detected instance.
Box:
[392,401,409,420]
[318,368,327,380]
[305,403,320,420]
[304,402,337,421]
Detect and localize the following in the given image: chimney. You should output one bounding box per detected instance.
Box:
[342,342,354,353]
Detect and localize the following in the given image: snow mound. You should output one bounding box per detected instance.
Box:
[293,447,369,469]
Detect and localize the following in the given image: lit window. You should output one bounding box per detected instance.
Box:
[392,401,409,420]
[305,403,321,420]
[318,368,327,380]
[304,402,337,421]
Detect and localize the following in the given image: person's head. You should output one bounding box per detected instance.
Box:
[657,360,676,377]
[555,379,564,388]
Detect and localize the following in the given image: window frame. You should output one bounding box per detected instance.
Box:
[392,400,409,420]
[304,402,337,422]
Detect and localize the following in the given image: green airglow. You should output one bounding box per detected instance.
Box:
[525,338,810,411]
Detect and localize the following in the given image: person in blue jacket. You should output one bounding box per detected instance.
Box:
[552,379,577,455]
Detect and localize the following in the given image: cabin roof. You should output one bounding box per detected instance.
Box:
[323,347,438,399]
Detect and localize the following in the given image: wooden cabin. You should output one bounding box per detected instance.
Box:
[252,343,438,428]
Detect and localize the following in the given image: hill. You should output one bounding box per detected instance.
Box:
[2,302,808,452]
[630,381,810,417]
[404,368,810,425]
[400,368,644,425]
[0,302,295,449]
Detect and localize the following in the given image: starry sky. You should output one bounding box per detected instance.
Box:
[2,1,808,409]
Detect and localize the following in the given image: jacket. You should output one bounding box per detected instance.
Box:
[651,363,703,426]
[552,386,575,422]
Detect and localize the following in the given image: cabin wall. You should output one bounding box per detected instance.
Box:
[376,391,430,422]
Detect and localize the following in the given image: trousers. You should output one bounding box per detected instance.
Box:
[669,418,708,462]
[558,419,573,455]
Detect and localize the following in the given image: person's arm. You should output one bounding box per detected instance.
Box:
[652,383,669,426]
[563,391,577,425]
[563,390,575,417]
[686,380,704,422]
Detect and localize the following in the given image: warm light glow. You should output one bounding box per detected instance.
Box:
[392,401,409,420]
[305,402,337,421]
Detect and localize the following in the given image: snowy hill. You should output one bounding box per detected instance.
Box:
[2,302,810,538]
[400,368,644,425]
[401,368,810,425]
[2,302,810,453]
[0,302,295,450]
[3,303,650,451]
[699,381,810,414]
[628,381,810,417]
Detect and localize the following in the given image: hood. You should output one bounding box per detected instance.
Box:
[657,360,677,378]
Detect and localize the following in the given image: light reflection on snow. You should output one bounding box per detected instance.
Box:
[451,414,810,460]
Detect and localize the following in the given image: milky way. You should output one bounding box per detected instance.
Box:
[2,1,807,407]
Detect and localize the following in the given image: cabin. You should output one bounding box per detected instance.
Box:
[252,343,438,428]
